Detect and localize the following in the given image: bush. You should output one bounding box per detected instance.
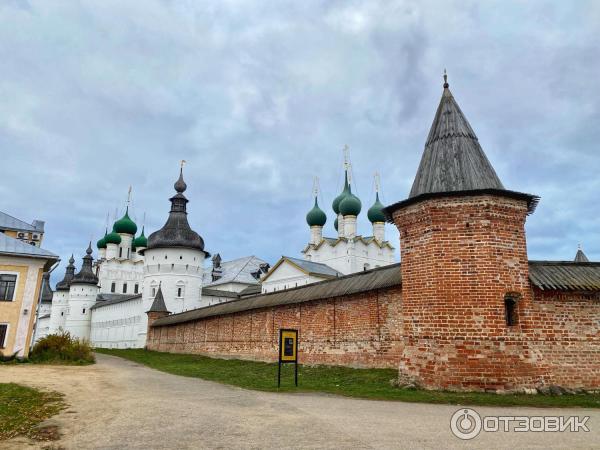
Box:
[29,331,95,364]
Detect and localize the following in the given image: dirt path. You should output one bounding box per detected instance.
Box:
[1,353,599,449]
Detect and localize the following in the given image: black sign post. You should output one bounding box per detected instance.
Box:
[278,328,298,387]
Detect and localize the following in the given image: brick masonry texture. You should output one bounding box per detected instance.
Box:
[147,193,600,391]
[392,194,600,391]
[147,286,404,369]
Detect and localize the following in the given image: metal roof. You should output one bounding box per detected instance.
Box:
[41,272,53,303]
[152,263,402,327]
[529,261,600,291]
[0,233,58,261]
[145,170,207,255]
[90,293,142,310]
[0,211,41,232]
[283,256,342,277]
[202,288,239,298]
[203,256,267,287]
[71,244,98,285]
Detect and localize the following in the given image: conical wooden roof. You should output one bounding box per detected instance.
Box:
[409,81,504,197]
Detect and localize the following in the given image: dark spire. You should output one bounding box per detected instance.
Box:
[409,72,504,198]
[71,242,99,286]
[55,254,76,291]
[147,284,169,313]
[144,166,208,255]
[382,75,540,219]
[574,246,590,263]
[174,167,187,193]
[41,272,53,302]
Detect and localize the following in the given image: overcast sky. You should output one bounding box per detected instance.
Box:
[1,1,599,279]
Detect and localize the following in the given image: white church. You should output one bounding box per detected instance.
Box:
[261,167,395,293]
[38,158,396,349]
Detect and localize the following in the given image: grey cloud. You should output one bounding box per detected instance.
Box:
[0,0,598,285]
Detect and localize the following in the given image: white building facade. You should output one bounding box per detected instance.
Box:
[264,167,395,290]
[47,168,263,349]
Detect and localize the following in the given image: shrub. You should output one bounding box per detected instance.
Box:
[29,331,95,364]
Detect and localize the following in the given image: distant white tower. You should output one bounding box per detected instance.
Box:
[140,164,209,342]
[48,255,75,333]
[64,243,99,341]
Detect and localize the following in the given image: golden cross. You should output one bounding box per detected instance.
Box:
[374,171,380,193]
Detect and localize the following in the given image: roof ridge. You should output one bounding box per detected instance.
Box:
[0,211,37,231]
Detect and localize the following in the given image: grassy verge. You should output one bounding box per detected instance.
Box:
[0,383,65,441]
[96,348,600,408]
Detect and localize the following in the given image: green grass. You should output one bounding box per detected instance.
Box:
[95,348,600,408]
[0,383,65,441]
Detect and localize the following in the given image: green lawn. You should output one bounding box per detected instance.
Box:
[0,383,65,441]
[95,348,600,408]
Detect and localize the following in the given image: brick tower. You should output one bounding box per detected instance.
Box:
[384,74,541,391]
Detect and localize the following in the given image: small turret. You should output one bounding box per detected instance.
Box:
[71,243,99,286]
[574,245,590,263]
[339,185,361,238]
[55,255,76,291]
[132,226,148,251]
[96,229,108,249]
[307,196,326,245]
[368,174,386,242]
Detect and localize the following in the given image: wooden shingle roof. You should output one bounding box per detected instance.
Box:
[409,80,504,197]
[384,76,539,218]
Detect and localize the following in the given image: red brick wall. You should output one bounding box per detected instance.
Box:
[526,289,600,388]
[391,194,600,391]
[146,286,404,369]
[146,193,600,391]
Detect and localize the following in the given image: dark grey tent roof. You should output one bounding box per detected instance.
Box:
[574,249,590,263]
[384,76,539,218]
[144,169,208,255]
[148,285,169,313]
[71,243,98,286]
[409,80,504,197]
[55,255,76,291]
[41,272,53,303]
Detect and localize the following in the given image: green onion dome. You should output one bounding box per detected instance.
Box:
[367,192,386,223]
[339,186,362,216]
[113,207,138,235]
[334,217,338,231]
[132,226,148,249]
[332,170,350,215]
[306,197,327,227]
[105,228,122,245]
[96,229,108,249]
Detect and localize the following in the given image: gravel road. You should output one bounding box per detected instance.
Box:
[1,353,598,449]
